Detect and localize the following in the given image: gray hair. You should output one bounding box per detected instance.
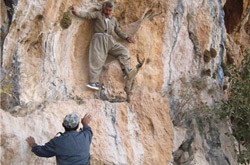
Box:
[102,1,114,8]
[63,112,79,129]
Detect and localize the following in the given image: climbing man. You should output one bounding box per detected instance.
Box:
[72,1,135,90]
[26,113,92,165]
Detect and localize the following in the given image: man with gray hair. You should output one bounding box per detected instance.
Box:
[72,1,135,90]
[26,113,92,165]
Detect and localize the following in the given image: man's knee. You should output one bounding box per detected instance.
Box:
[121,49,130,58]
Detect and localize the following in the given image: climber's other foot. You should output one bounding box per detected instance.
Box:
[122,68,132,79]
[86,82,99,90]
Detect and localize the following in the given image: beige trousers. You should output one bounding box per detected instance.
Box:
[88,33,130,83]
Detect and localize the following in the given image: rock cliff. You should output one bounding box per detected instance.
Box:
[1,0,249,164]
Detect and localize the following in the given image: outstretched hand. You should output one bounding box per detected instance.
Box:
[26,136,37,147]
[126,37,136,43]
[81,113,92,125]
[71,5,79,16]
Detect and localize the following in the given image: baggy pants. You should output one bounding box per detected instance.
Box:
[88,33,130,83]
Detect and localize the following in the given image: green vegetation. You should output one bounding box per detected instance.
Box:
[15,10,23,17]
[208,88,216,95]
[190,77,207,90]
[0,81,13,95]
[35,14,44,21]
[0,72,15,111]
[173,50,249,164]
[0,74,13,96]
[203,49,211,63]
[201,69,211,77]
[212,72,217,79]
[203,48,217,63]
[226,53,234,65]
[210,48,217,58]
[60,12,72,29]
[221,62,230,76]
[220,49,250,164]
[187,13,193,22]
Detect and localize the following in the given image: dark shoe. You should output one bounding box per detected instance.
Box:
[122,68,132,79]
[86,82,99,90]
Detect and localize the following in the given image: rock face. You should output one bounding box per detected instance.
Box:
[0,0,249,165]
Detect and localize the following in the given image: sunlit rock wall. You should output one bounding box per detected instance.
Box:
[1,0,173,164]
[1,0,249,164]
[161,0,249,164]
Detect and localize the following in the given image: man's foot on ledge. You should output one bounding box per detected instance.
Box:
[122,68,132,79]
[86,82,99,90]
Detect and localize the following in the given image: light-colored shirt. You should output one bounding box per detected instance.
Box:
[105,18,109,30]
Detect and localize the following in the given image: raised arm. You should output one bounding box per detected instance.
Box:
[72,5,98,19]
[80,113,93,141]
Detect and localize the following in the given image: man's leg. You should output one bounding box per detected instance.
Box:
[88,35,108,90]
[108,42,131,75]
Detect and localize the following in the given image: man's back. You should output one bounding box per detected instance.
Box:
[54,126,92,164]
[31,125,92,165]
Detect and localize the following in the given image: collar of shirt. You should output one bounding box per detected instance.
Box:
[101,12,111,19]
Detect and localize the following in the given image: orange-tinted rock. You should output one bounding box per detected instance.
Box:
[1,0,249,164]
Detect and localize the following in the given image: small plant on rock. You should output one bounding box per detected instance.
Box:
[210,48,217,58]
[60,12,72,29]
[220,49,250,164]
[203,50,211,63]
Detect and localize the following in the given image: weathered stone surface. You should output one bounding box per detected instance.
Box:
[179,151,189,163]
[1,0,249,164]
[1,0,173,164]
[0,97,172,164]
[225,35,241,66]
[174,149,183,161]
[161,0,248,165]
[225,0,250,54]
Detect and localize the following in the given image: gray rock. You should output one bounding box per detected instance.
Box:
[179,152,189,163]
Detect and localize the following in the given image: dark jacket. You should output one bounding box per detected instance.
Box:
[32,125,92,165]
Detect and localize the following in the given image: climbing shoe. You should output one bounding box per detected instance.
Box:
[86,82,99,90]
[122,68,132,79]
